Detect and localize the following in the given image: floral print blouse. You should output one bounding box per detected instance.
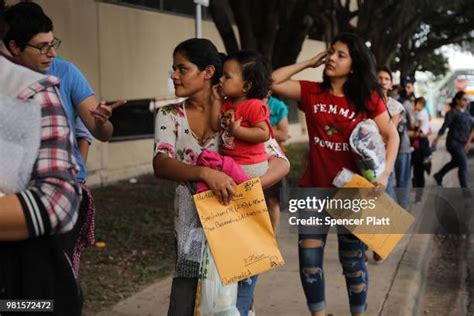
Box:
[154,101,218,165]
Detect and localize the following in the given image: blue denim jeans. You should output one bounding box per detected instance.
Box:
[436,140,469,188]
[386,171,397,202]
[237,275,258,315]
[299,232,368,314]
[394,152,411,209]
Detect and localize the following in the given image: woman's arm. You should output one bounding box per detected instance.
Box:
[272,52,327,101]
[374,112,400,188]
[153,154,236,204]
[432,110,454,147]
[465,129,474,153]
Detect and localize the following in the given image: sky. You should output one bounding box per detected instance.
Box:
[441,46,474,70]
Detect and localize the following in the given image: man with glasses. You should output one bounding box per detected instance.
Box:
[3,2,125,279]
[0,0,82,313]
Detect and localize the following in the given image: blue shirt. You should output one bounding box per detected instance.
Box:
[268,97,289,126]
[47,57,94,182]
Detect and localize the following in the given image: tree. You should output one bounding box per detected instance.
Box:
[325,0,474,78]
[209,0,474,78]
[209,0,323,69]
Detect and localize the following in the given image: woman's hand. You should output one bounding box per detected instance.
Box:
[465,142,471,153]
[373,171,390,190]
[201,167,236,205]
[309,51,328,68]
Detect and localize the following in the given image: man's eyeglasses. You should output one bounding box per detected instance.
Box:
[25,38,61,54]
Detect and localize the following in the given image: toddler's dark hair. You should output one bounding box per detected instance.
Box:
[225,50,272,99]
[415,97,426,107]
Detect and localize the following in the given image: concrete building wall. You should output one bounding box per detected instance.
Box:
[26,0,324,186]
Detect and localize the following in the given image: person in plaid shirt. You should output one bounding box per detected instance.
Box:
[4,2,126,278]
[0,1,82,313]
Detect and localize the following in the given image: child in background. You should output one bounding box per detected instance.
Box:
[415,97,430,139]
[266,95,290,233]
[412,97,432,188]
[212,51,273,178]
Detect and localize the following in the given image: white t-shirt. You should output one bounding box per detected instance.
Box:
[415,108,430,135]
[387,97,404,117]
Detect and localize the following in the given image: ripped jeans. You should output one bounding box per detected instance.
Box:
[299,232,368,314]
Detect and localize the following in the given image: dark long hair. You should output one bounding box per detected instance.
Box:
[450,91,466,108]
[322,33,383,114]
[173,38,222,85]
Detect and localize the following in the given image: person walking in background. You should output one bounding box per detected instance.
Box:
[272,33,399,316]
[268,96,290,147]
[266,95,290,232]
[411,97,432,189]
[373,66,405,263]
[391,83,414,209]
[377,66,405,201]
[398,77,416,106]
[432,91,474,188]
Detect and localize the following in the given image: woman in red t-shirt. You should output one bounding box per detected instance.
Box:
[272,33,399,316]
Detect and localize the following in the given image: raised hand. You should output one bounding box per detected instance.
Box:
[309,51,328,68]
[89,100,126,126]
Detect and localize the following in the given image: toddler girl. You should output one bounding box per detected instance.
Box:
[212,51,273,178]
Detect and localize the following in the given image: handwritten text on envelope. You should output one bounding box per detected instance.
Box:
[193,178,285,285]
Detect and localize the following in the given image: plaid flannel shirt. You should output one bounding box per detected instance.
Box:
[15,76,81,237]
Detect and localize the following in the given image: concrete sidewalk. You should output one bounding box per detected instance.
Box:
[98,224,430,316]
[98,119,465,316]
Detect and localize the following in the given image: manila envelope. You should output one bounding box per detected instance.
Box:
[326,174,415,259]
[193,178,285,285]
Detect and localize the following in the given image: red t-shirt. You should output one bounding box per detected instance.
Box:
[219,98,271,165]
[299,81,387,187]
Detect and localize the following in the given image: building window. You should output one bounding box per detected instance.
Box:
[109,99,155,142]
[101,0,211,19]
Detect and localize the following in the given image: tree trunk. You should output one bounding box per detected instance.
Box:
[229,0,257,50]
[209,0,239,53]
[272,0,313,68]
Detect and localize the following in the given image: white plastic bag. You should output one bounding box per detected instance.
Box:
[194,241,239,316]
[349,119,386,182]
[332,168,356,188]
